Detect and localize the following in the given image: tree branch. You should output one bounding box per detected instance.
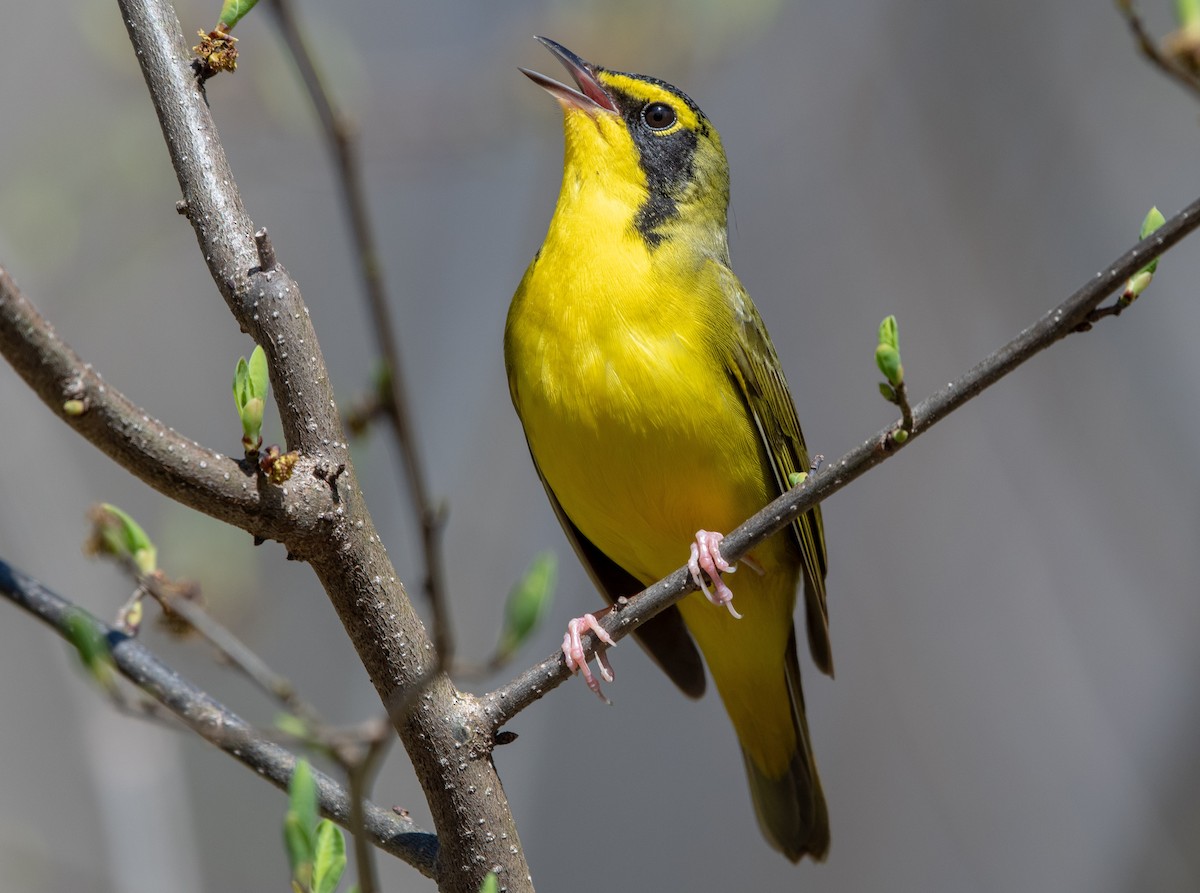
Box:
[484,193,1200,728]
[0,270,335,546]
[110,0,533,888]
[0,558,439,879]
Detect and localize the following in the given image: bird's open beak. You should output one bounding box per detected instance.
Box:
[520,37,618,115]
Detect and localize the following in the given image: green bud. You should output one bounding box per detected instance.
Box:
[87,504,158,576]
[875,316,904,387]
[241,396,265,441]
[1122,206,1166,304]
[787,471,808,487]
[498,552,557,659]
[479,873,500,893]
[875,344,904,388]
[1139,206,1165,275]
[892,429,909,444]
[63,609,117,693]
[1122,270,1154,304]
[63,399,86,416]
[878,382,897,403]
[234,345,269,452]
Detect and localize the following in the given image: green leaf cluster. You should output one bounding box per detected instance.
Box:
[233,344,269,452]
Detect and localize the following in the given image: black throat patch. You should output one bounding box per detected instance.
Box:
[605,76,706,249]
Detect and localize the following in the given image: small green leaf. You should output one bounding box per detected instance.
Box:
[233,356,250,408]
[1141,206,1166,238]
[289,760,319,831]
[312,820,348,893]
[498,552,557,658]
[875,344,903,388]
[787,471,807,487]
[878,382,897,402]
[248,345,269,399]
[284,812,314,883]
[877,315,899,351]
[63,609,117,693]
[478,873,500,893]
[285,761,319,884]
[219,0,260,29]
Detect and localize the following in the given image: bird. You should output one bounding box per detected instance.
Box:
[504,37,832,862]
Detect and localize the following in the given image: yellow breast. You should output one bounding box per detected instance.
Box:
[506,179,779,585]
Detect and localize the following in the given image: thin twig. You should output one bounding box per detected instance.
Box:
[0,558,439,878]
[484,192,1200,728]
[264,0,452,668]
[331,717,393,893]
[144,575,325,729]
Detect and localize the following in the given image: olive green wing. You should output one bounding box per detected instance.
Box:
[721,270,833,677]
[522,448,707,698]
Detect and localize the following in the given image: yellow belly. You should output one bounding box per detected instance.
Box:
[506,261,801,774]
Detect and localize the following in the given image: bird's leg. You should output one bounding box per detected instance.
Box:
[688,530,744,619]
[561,610,617,703]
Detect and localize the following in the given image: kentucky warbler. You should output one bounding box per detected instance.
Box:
[505,37,832,862]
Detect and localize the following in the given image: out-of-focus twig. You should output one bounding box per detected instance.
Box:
[263,0,452,669]
[143,574,326,728]
[1117,0,1200,99]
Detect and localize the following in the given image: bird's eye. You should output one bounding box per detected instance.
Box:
[642,102,676,131]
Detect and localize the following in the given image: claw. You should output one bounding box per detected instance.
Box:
[688,530,743,619]
[561,613,617,703]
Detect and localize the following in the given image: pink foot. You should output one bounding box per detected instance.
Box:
[688,530,744,619]
[561,613,617,703]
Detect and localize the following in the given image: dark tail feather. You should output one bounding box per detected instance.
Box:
[742,627,829,861]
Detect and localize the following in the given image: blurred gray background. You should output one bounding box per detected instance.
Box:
[2,1,1199,891]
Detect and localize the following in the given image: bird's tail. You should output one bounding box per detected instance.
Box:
[741,627,829,862]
